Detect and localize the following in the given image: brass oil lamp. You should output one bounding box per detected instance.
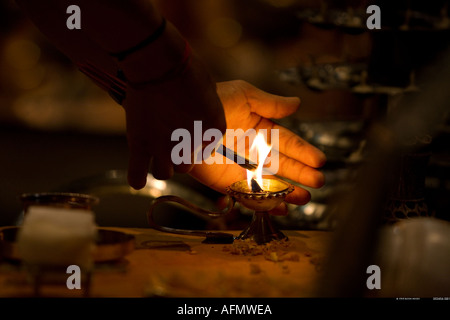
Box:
[147,132,293,245]
[226,178,293,244]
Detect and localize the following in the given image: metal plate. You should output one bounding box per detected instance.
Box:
[0,226,135,263]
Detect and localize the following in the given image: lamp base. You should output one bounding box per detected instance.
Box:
[237,211,288,245]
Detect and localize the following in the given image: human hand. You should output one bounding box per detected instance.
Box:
[189,80,326,208]
[124,54,226,189]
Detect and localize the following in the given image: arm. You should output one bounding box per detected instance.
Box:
[15,0,164,72]
[16,0,227,189]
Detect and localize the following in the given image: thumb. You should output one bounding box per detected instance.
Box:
[269,202,289,216]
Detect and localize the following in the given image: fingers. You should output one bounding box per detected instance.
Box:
[269,202,288,216]
[127,146,151,190]
[277,125,327,168]
[254,119,326,169]
[174,163,194,174]
[233,82,325,169]
[247,85,301,119]
[127,140,176,189]
[151,151,175,180]
[275,154,325,188]
[285,186,311,206]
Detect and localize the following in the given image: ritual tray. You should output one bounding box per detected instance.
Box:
[0,226,135,263]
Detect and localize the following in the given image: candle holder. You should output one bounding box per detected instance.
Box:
[17,192,99,225]
[226,179,294,244]
[146,178,293,245]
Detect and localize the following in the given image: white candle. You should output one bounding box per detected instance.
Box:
[17,206,97,270]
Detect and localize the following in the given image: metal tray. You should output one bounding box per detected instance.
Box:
[0,226,135,263]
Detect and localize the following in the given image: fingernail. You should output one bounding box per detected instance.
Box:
[128,175,146,190]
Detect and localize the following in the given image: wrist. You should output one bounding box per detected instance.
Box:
[115,21,189,85]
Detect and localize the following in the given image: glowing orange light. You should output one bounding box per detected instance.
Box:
[247,132,271,190]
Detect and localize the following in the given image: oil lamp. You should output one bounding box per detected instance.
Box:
[226,133,294,244]
[226,179,293,244]
[147,132,293,245]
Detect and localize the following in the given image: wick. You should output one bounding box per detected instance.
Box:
[251,178,264,193]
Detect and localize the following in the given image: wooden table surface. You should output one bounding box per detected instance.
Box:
[0,227,332,298]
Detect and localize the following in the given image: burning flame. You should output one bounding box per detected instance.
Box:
[247,132,272,190]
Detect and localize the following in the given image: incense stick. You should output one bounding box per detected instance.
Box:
[217,145,258,171]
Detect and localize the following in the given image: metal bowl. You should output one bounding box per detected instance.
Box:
[20,192,99,211]
[226,179,294,212]
[0,226,134,263]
